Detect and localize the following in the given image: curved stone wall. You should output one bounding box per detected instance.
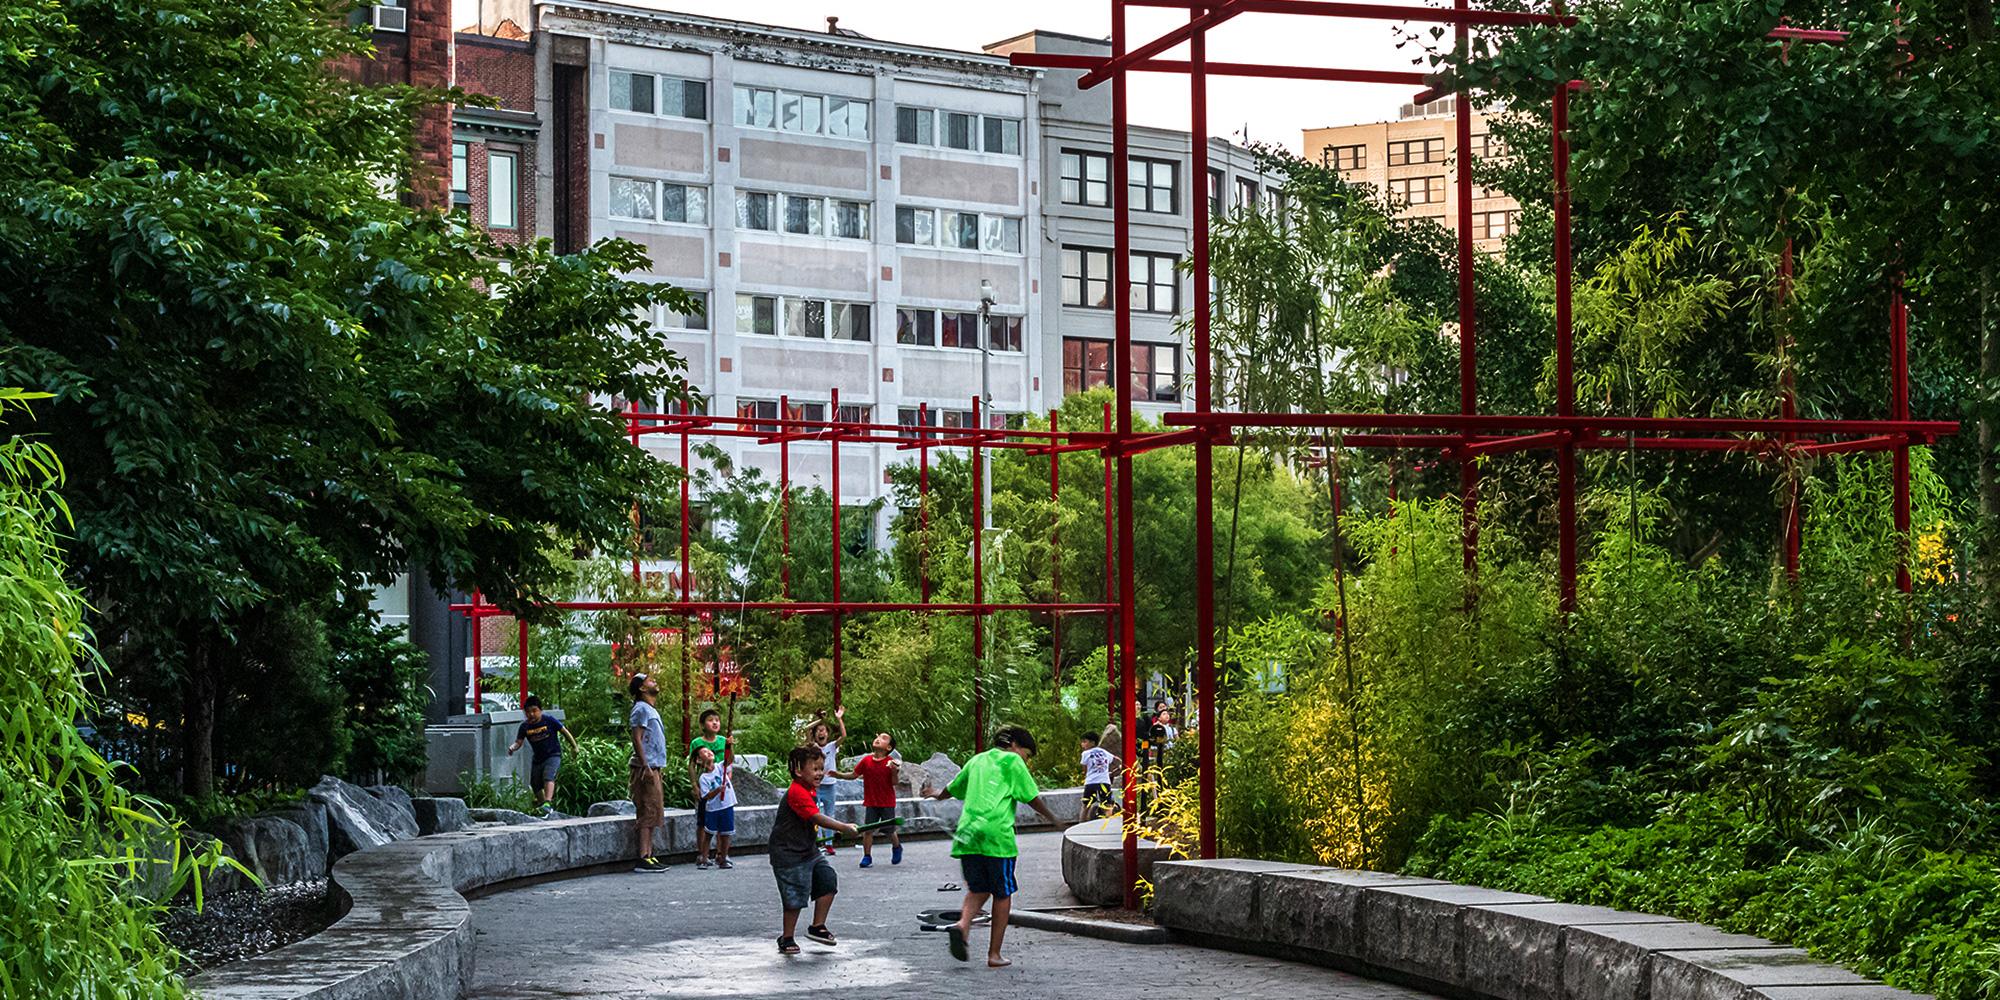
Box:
[194,789,1080,1000]
[1059,828,1929,1000]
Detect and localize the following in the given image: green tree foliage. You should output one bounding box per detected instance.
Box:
[0,0,692,794]
[329,606,432,784]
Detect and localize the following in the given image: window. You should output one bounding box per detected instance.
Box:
[784,298,826,338]
[897,406,940,439]
[487,150,517,228]
[735,294,776,335]
[610,177,708,224]
[783,195,825,236]
[734,86,866,139]
[832,302,871,342]
[1129,157,1177,214]
[1473,210,1520,241]
[1387,137,1445,166]
[450,142,469,195]
[1062,246,1112,308]
[985,314,1024,352]
[1235,177,1258,210]
[1062,339,1180,401]
[895,206,936,246]
[610,71,654,114]
[941,211,980,250]
[786,400,827,423]
[1387,176,1445,206]
[980,216,1022,253]
[736,191,776,231]
[657,292,708,330]
[939,310,979,349]
[828,199,868,240]
[837,404,872,424]
[1208,168,1224,217]
[1130,252,1179,313]
[897,107,1024,155]
[1472,133,1507,160]
[662,394,709,415]
[1061,150,1110,206]
[736,398,781,433]
[896,307,935,346]
[1323,143,1365,170]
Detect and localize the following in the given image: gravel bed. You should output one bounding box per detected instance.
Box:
[160,879,339,973]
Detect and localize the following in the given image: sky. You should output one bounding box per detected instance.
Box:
[455,0,1447,154]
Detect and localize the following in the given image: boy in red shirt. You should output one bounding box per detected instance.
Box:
[836,732,902,867]
[771,745,859,954]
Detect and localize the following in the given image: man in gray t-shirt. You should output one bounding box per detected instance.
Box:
[628,674,669,873]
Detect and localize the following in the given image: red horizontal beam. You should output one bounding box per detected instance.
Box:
[453,601,1118,617]
[1010,51,1431,86]
[1460,429,1569,458]
[1164,411,1956,438]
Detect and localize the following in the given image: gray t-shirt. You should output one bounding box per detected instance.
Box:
[629,701,667,768]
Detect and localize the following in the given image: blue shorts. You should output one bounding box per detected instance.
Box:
[774,856,837,910]
[703,805,735,836]
[960,855,1018,898]
[531,755,560,786]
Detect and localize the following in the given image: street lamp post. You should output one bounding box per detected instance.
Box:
[978,278,996,529]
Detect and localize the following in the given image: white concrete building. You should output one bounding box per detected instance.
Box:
[535,3,1046,549]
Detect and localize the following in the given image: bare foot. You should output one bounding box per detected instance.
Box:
[987,956,1012,968]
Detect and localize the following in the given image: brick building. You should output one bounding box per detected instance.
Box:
[1301,96,1522,251]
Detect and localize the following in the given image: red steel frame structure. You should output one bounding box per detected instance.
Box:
[453,0,1956,912]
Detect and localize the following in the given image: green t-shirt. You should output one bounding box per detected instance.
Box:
[688,734,727,772]
[945,747,1041,858]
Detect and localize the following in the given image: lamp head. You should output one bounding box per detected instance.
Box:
[979,278,996,306]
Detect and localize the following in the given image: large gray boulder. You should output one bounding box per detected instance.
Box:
[905,752,960,795]
[729,762,781,806]
[411,796,469,835]
[588,800,636,817]
[307,775,417,860]
[365,784,414,817]
[259,800,328,875]
[214,815,318,887]
[468,807,540,826]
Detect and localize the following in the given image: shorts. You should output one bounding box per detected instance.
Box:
[773,855,837,910]
[703,805,736,836]
[815,783,838,841]
[695,793,707,820]
[960,855,1018,898]
[531,755,561,786]
[863,805,897,826]
[1082,782,1113,814]
[628,763,664,827]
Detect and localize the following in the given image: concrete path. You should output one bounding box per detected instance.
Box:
[466,831,1445,1000]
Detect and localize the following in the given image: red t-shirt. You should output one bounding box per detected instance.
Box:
[854,754,899,808]
[785,780,820,820]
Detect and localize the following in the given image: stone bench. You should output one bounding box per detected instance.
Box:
[1058,835,1929,1000]
[194,787,1081,999]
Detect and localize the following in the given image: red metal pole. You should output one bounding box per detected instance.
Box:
[1454,0,1479,599]
[1552,42,1577,619]
[1051,409,1063,686]
[629,401,642,588]
[470,588,483,713]
[1781,240,1802,582]
[517,617,530,705]
[1892,283,1913,595]
[1112,0,1143,910]
[832,387,844,710]
[681,417,693,748]
[1103,401,1115,720]
[1190,1,1219,862]
[919,402,930,606]
[972,395,986,753]
[781,393,792,601]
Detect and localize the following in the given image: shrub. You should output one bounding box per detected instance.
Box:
[553,737,640,815]
[329,605,432,784]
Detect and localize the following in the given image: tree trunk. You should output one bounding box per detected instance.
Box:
[1981,263,1998,593]
[181,634,217,799]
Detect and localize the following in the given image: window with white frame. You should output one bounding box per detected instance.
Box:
[895,207,1019,253]
[1061,150,1110,206]
[735,293,776,335]
[609,177,709,224]
[896,307,935,346]
[450,142,469,196]
[1234,177,1258,210]
[828,199,869,240]
[893,306,1022,352]
[1129,156,1178,214]
[1129,252,1179,313]
[736,190,776,231]
[610,71,707,120]
[782,194,825,237]
[657,292,708,330]
[487,150,517,229]
[896,106,1023,155]
[740,294,871,340]
[733,86,869,139]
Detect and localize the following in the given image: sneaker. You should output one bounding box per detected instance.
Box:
[777,936,800,955]
[860,855,873,868]
[823,844,837,857]
[717,858,734,870]
[633,856,668,874]
[697,858,713,870]
[537,803,554,817]
[891,844,903,865]
[805,924,838,946]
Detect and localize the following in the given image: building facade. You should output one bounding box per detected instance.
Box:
[1301,96,1521,251]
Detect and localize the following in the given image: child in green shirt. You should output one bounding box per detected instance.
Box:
[923,725,1057,968]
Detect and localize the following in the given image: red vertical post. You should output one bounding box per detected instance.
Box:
[1891,283,1913,595]
[1189,1,1219,862]
[1111,0,1143,910]
[1455,0,1480,596]
[972,395,986,752]
[629,401,643,587]
[1102,401,1115,720]
[832,388,844,709]
[1552,70,1577,618]
[681,416,693,748]
[781,393,791,601]
[517,618,529,705]
[1050,409,1063,685]
[1780,240,1802,581]
[919,402,930,606]
[470,589,483,714]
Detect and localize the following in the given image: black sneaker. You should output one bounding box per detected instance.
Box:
[805,924,838,946]
[777,936,800,955]
[633,856,668,874]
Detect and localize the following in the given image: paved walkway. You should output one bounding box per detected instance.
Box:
[467,831,1444,1000]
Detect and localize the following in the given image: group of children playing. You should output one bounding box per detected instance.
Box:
[622,670,1114,967]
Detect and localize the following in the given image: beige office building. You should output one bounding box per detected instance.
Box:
[1301,95,1520,251]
